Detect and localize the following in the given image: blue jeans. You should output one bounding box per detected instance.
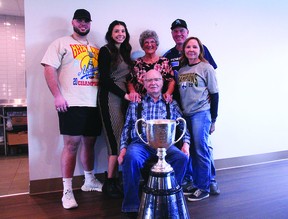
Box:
[121,140,188,212]
[184,110,212,192]
[184,136,216,183]
[208,137,216,181]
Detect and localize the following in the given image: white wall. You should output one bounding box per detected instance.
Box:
[25,0,288,180]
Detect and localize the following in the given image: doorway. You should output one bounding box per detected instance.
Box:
[0,0,28,197]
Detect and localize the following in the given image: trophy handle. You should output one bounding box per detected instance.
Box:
[173,117,187,144]
[135,118,148,144]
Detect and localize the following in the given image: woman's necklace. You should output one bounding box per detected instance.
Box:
[188,61,201,66]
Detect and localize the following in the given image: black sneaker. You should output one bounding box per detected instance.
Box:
[187,189,209,201]
[182,181,196,195]
[123,212,138,219]
[210,180,220,195]
[102,172,123,199]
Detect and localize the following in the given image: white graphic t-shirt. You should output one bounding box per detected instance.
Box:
[41,36,99,107]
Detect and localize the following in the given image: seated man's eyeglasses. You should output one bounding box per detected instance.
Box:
[144,78,162,83]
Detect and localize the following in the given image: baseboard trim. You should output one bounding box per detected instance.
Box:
[30,150,288,195]
[214,150,288,170]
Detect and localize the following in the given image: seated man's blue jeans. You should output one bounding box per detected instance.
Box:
[121,140,188,213]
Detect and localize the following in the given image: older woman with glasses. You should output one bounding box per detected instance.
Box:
[127,30,175,103]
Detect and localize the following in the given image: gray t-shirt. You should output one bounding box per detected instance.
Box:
[178,62,218,116]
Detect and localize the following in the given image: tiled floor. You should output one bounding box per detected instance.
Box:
[0,155,29,196]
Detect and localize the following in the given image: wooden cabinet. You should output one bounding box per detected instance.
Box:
[0,106,27,155]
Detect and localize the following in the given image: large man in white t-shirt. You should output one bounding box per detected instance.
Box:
[41,9,102,210]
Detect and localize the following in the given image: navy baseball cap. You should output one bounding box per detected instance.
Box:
[171,19,188,30]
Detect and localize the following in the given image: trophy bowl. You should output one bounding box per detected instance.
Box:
[135,118,186,172]
[135,118,186,150]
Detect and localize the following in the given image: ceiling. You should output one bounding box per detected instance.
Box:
[0,0,24,17]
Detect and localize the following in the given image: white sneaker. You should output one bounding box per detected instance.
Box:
[81,178,103,192]
[62,189,78,209]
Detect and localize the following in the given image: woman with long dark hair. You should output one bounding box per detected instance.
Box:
[98,20,133,198]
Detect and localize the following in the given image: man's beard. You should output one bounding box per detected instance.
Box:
[73,27,90,36]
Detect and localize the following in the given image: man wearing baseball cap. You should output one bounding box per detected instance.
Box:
[163,18,220,198]
[164,19,217,72]
[41,9,103,209]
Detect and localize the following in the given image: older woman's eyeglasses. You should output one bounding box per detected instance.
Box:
[143,40,156,45]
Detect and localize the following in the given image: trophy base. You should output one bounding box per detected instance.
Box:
[138,171,190,219]
[151,148,173,173]
[151,161,173,173]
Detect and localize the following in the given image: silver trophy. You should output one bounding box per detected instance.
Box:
[135,118,186,172]
[135,118,190,219]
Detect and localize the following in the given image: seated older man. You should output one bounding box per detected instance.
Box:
[118,69,190,218]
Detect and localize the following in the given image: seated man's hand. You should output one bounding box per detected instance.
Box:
[181,142,190,157]
[118,148,127,165]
